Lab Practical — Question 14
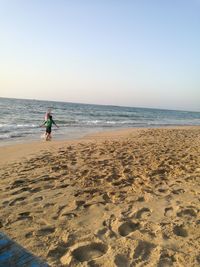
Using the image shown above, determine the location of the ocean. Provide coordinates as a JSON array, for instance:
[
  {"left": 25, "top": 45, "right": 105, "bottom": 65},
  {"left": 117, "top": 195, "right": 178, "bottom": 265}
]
[{"left": 0, "top": 97, "right": 200, "bottom": 146}]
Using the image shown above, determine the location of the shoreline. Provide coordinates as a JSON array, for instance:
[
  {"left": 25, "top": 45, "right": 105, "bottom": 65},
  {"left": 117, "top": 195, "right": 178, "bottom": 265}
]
[
  {"left": 1, "top": 123, "right": 199, "bottom": 147},
  {"left": 0, "top": 125, "right": 199, "bottom": 166},
  {"left": 1, "top": 126, "right": 200, "bottom": 266},
  {"left": 0, "top": 127, "right": 141, "bottom": 166}
]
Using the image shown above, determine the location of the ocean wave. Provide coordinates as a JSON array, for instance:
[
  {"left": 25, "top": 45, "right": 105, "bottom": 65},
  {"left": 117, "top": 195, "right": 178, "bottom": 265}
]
[
  {"left": 0, "top": 133, "right": 25, "bottom": 140},
  {"left": 55, "top": 119, "right": 78, "bottom": 125},
  {"left": 0, "top": 132, "right": 31, "bottom": 140},
  {"left": 0, "top": 124, "right": 38, "bottom": 130},
  {"left": 0, "top": 133, "right": 11, "bottom": 140},
  {"left": 81, "top": 120, "right": 146, "bottom": 126},
  {"left": 1, "top": 98, "right": 200, "bottom": 143}
]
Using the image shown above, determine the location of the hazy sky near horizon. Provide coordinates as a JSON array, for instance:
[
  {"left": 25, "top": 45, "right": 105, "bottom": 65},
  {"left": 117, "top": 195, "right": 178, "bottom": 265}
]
[{"left": 0, "top": 0, "right": 200, "bottom": 111}]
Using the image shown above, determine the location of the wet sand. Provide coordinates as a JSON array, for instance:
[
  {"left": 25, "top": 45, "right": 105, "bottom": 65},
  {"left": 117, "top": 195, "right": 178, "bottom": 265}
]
[{"left": 0, "top": 127, "right": 200, "bottom": 266}]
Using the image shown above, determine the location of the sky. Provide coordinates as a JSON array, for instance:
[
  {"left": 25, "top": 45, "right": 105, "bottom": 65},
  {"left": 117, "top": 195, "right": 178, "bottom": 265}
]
[{"left": 0, "top": 0, "right": 200, "bottom": 111}]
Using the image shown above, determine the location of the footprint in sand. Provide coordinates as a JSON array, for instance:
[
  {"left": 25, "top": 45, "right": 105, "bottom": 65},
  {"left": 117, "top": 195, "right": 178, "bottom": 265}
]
[
  {"left": 155, "top": 183, "right": 169, "bottom": 195},
  {"left": 177, "top": 207, "right": 197, "bottom": 219},
  {"left": 25, "top": 231, "right": 33, "bottom": 238},
  {"left": 134, "top": 207, "right": 151, "bottom": 219},
  {"left": 164, "top": 207, "right": 174, "bottom": 217},
  {"left": 17, "top": 212, "right": 32, "bottom": 221},
  {"left": 33, "top": 196, "right": 43, "bottom": 202},
  {"left": 61, "top": 243, "right": 108, "bottom": 264},
  {"left": 95, "top": 227, "right": 108, "bottom": 238},
  {"left": 171, "top": 188, "right": 185, "bottom": 195},
  {"left": 10, "top": 179, "right": 26, "bottom": 189},
  {"left": 57, "top": 183, "right": 69, "bottom": 189},
  {"left": 157, "top": 188, "right": 169, "bottom": 194},
  {"left": 102, "top": 193, "right": 112, "bottom": 203},
  {"left": 42, "top": 203, "right": 55, "bottom": 208},
  {"left": 11, "top": 187, "right": 30, "bottom": 195},
  {"left": 173, "top": 225, "right": 188, "bottom": 237},
  {"left": 118, "top": 221, "right": 140, "bottom": 237},
  {"left": 157, "top": 251, "right": 176, "bottom": 267},
  {"left": 47, "top": 244, "right": 66, "bottom": 259},
  {"left": 73, "top": 243, "right": 107, "bottom": 262},
  {"left": 35, "top": 226, "right": 55, "bottom": 236},
  {"left": 43, "top": 184, "right": 54, "bottom": 190},
  {"left": 76, "top": 200, "right": 86, "bottom": 209},
  {"left": 51, "top": 166, "right": 61, "bottom": 171},
  {"left": 137, "top": 196, "right": 145, "bottom": 202},
  {"left": 56, "top": 203, "right": 78, "bottom": 219},
  {"left": 9, "top": 196, "right": 27, "bottom": 206},
  {"left": 2, "top": 200, "right": 10, "bottom": 207},
  {"left": 62, "top": 213, "right": 77, "bottom": 219},
  {"left": 114, "top": 254, "right": 130, "bottom": 267},
  {"left": 132, "top": 240, "right": 156, "bottom": 264},
  {"left": 112, "top": 180, "right": 123, "bottom": 187}
]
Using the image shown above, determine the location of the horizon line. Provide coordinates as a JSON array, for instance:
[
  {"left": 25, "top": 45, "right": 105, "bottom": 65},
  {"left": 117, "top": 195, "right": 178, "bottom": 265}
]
[{"left": 0, "top": 96, "right": 199, "bottom": 113}]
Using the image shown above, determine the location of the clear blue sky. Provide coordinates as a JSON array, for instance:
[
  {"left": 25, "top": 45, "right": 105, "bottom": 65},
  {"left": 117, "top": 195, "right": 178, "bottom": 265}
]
[{"left": 0, "top": 0, "right": 200, "bottom": 111}]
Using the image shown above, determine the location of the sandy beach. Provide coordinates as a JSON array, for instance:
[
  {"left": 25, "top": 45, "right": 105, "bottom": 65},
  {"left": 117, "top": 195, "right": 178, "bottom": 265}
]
[{"left": 0, "top": 127, "right": 200, "bottom": 266}]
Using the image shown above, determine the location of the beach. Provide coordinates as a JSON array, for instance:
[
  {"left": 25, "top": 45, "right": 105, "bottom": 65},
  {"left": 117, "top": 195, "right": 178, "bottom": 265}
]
[{"left": 0, "top": 127, "right": 200, "bottom": 266}]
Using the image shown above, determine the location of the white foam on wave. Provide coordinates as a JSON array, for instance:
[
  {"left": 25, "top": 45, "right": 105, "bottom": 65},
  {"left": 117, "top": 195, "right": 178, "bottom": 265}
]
[
  {"left": 0, "top": 133, "right": 12, "bottom": 140},
  {"left": 0, "top": 124, "right": 38, "bottom": 130}
]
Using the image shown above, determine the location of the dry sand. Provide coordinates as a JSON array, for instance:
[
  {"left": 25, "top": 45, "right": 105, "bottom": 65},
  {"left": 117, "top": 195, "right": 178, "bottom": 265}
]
[{"left": 0, "top": 127, "right": 200, "bottom": 266}]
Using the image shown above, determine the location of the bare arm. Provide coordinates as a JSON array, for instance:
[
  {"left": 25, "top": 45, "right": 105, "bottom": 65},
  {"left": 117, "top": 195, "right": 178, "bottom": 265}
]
[
  {"left": 39, "top": 121, "right": 46, "bottom": 127},
  {"left": 52, "top": 120, "right": 59, "bottom": 128}
]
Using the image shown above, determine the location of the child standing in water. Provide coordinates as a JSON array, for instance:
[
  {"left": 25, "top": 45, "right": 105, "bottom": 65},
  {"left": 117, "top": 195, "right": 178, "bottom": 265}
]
[{"left": 41, "top": 114, "right": 59, "bottom": 141}]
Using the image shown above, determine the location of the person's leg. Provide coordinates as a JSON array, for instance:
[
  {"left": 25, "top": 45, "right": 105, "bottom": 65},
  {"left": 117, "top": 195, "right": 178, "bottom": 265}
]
[
  {"left": 46, "top": 133, "right": 50, "bottom": 141},
  {"left": 45, "top": 128, "right": 50, "bottom": 141},
  {"left": 46, "top": 127, "right": 51, "bottom": 141},
  {"left": 48, "top": 128, "right": 52, "bottom": 140}
]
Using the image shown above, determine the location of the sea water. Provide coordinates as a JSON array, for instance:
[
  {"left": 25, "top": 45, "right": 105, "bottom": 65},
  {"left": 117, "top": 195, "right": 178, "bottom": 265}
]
[{"left": 0, "top": 97, "right": 200, "bottom": 146}]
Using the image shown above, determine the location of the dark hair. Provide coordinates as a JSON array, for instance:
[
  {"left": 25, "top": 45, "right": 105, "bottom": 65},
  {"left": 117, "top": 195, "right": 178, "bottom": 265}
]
[{"left": 49, "top": 115, "right": 52, "bottom": 119}]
